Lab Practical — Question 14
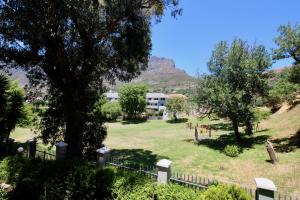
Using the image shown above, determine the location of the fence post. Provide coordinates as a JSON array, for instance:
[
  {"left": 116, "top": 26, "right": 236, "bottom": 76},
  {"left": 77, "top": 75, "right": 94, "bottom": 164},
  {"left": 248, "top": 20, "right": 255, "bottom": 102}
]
[
  {"left": 27, "top": 138, "right": 37, "bottom": 159},
  {"left": 96, "top": 146, "right": 111, "bottom": 167},
  {"left": 255, "top": 178, "right": 276, "bottom": 200},
  {"left": 156, "top": 159, "right": 172, "bottom": 184},
  {"left": 55, "top": 141, "right": 68, "bottom": 160}
]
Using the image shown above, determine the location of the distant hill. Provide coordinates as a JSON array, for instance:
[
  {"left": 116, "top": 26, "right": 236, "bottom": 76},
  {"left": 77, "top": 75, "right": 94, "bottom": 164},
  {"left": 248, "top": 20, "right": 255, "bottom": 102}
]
[
  {"left": 6, "top": 56, "right": 195, "bottom": 93},
  {"left": 112, "top": 56, "right": 195, "bottom": 92}
]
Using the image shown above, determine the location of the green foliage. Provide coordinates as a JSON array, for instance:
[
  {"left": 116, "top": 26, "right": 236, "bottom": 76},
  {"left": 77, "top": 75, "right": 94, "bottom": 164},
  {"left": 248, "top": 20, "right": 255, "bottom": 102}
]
[
  {"left": 0, "top": 75, "right": 24, "bottom": 146},
  {"left": 223, "top": 145, "right": 241, "bottom": 157},
  {"left": 202, "top": 184, "right": 251, "bottom": 200},
  {"left": 273, "top": 24, "right": 300, "bottom": 84},
  {"left": 0, "top": 0, "right": 180, "bottom": 158},
  {"left": 267, "top": 69, "right": 299, "bottom": 111},
  {"left": 102, "top": 102, "right": 122, "bottom": 121},
  {"left": 18, "top": 103, "right": 38, "bottom": 127},
  {"left": 166, "top": 97, "right": 187, "bottom": 121},
  {"left": 194, "top": 39, "right": 271, "bottom": 140},
  {"left": 0, "top": 188, "right": 8, "bottom": 200},
  {"left": 119, "top": 84, "right": 148, "bottom": 120},
  {"left": 253, "top": 108, "right": 271, "bottom": 123}
]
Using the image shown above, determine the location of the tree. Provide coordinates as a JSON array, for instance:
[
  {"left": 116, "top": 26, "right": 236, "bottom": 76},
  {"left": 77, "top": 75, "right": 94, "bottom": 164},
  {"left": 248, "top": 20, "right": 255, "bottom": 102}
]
[
  {"left": 266, "top": 69, "right": 299, "bottom": 111},
  {"left": 273, "top": 24, "right": 300, "bottom": 84},
  {"left": 0, "top": 74, "right": 24, "bottom": 146},
  {"left": 0, "top": 0, "right": 180, "bottom": 158},
  {"left": 166, "top": 96, "right": 186, "bottom": 121},
  {"left": 119, "top": 84, "right": 147, "bottom": 119},
  {"left": 194, "top": 39, "right": 271, "bottom": 141}
]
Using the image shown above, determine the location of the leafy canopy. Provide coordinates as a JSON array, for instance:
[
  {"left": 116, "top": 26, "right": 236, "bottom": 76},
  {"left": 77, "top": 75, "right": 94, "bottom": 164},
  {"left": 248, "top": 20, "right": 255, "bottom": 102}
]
[
  {"left": 273, "top": 24, "right": 300, "bottom": 84},
  {"left": 119, "top": 84, "right": 148, "bottom": 119},
  {"left": 0, "top": 0, "right": 180, "bottom": 158},
  {"left": 194, "top": 39, "right": 271, "bottom": 140},
  {"left": 166, "top": 96, "right": 186, "bottom": 121}
]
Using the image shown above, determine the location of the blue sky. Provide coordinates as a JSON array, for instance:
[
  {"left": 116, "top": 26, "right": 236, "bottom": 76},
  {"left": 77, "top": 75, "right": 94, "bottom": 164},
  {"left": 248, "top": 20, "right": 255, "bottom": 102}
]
[{"left": 151, "top": 0, "right": 300, "bottom": 76}]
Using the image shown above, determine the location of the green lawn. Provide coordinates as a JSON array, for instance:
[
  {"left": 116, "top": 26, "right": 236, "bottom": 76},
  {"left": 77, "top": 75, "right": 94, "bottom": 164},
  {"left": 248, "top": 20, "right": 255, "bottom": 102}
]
[{"left": 11, "top": 105, "right": 300, "bottom": 194}]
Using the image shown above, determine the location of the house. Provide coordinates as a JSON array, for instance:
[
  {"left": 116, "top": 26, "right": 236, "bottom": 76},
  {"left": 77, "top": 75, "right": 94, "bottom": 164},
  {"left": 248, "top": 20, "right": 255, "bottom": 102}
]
[
  {"left": 146, "top": 93, "right": 169, "bottom": 110},
  {"left": 104, "top": 92, "right": 169, "bottom": 110}
]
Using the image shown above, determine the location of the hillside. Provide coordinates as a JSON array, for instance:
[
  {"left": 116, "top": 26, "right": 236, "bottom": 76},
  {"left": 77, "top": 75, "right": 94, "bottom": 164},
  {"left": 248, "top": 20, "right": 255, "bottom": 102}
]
[
  {"left": 112, "top": 56, "right": 195, "bottom": 92},
  {"left": 6, "top": 56, "right": 195, "bottom": 93}
]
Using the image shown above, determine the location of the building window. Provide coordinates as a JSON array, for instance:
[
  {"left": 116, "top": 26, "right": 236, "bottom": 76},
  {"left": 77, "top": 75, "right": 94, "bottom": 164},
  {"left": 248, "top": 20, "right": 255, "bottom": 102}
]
[
  {"left": 161, "top": 98, "right": 165, "bottom": 100},
  {"left": 154, "top": 98, "right": 158, "bottom": 100}
]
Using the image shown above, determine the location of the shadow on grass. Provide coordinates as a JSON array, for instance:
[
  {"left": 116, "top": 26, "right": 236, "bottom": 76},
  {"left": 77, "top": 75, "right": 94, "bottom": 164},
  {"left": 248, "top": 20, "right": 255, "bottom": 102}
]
[
  {"left": 121, "top": 119, "right": 148, "bottom": 125},
  {"left": 209, "top": 122, "right": 232, "bottom": 131},
  {"left": 166, "top": 118, "right": 188, "bottom": 124},
  {"left": 185, "top": 133, "right": 270, "bottom": 152},
  {"left": 110, "top": 149, "right": 168, "bottom": 167},
  {"left": 271, "top": 130, "right": 300, "bottom": 153}
]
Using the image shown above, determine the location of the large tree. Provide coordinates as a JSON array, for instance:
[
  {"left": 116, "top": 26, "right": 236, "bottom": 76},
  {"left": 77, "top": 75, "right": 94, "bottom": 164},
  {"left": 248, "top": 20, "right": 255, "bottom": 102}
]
[
  {"left": 194, "top": 39, "right": 271, "bottom": 141},
  {"left": 0, "top": 0, "right": 180, "bottom": 158},
  {"left": 273, "top": 24, "right": 300, "bottom": 84},
  {"left": 119, "top": 84, "right": 147, "bottom": 120}
]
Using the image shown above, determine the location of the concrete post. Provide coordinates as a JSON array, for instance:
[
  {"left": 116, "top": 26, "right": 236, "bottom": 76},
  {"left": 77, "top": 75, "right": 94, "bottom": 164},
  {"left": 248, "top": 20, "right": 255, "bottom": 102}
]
[
  {"left": 96, "top": 146, "right": 111, "bottom": 167},
  {"left": 55, "top": 141, "right": 68, "bottom": 160},
  {"left": 27, "top": 138, "right": 37, "bottom": 159},
  {"left": 17, "top": 147, "right": 24, "bottom": 157},
  {"left": 255, "top": 178, "right": 276, "bottom": 200},
  {"left": 156, "top": 159, "right": 172, "bottom": 184}
]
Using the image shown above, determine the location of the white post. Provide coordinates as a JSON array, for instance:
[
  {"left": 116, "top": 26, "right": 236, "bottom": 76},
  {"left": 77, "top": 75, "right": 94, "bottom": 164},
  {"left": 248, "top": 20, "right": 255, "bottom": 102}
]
[
  {"left": 55, "top": 141, "right": 68, "bottom": 160},
  {"left": 156, "top": 159, "right": 172, "bottom": 184},
  {"left": 255, "top": 178, "right": 276, "bottom": 200},
  {"left": 27, "top": 138, "right": 37, "bottom": 159},
  {"left": 96, "top": 146, "right": 111, "bottom": 167}
]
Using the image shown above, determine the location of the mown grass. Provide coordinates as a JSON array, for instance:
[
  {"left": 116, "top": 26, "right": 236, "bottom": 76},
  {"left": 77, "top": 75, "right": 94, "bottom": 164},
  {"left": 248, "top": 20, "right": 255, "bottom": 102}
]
[{"left": 11, "top": 105, "right": 300, "bottom": 194}]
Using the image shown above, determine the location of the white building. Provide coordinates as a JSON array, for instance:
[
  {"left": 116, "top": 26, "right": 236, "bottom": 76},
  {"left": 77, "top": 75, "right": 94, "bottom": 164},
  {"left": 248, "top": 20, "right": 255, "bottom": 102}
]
[{"left": 104, "top": 92, "right": 169, "bottom": 110}]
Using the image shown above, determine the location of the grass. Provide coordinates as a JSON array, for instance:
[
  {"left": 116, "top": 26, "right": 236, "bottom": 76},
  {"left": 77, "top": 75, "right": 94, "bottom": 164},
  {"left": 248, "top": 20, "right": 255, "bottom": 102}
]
[{"left": 10, "top": 105, "right": 300, "bottom": 194}]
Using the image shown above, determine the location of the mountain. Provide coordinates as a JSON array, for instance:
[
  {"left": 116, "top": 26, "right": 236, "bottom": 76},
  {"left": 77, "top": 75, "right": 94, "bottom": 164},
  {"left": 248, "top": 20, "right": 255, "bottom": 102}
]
[
  {"left": 6, "top": 56, "right": 195, "bottom": 93},
  {"left": 114, "top": 56, "right": 195, "bottom": 92}
]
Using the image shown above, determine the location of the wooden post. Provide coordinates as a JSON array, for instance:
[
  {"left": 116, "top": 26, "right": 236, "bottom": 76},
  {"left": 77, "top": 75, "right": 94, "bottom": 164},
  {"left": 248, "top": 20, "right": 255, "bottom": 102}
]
[{"left": 266, "top": 140, "right": 278, "bottom": 163}]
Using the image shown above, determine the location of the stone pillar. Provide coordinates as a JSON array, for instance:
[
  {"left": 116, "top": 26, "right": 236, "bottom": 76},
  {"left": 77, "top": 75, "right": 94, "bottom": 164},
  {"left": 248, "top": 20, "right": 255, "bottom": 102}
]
[
  {"left": 55, "top": 141, "right": 68, "bottom": 160},
  {"left": 17, "top": 147, "right": 24, "bottom": 157},
  {"left": 255, "top": 178, "right": 276, "bottom": 200},
  {"left": 27, "top": 138, "right": 37, "bottom": 159},
  {"left": 96, "top": 146, "right": 111, "bottom": 167},
  {"left": 156, "top": 159, "right": 172, "bottom": 184}
]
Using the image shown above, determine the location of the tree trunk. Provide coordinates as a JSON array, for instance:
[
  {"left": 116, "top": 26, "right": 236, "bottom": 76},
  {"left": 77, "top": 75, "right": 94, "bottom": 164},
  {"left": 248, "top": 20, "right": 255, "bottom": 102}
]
[
  {"left": 65, "top": 111, "right": 84, "bottom": 159},
  {"left": 232, "top": 119, "right": 241, "bottom": 142},
  {"left": 245, "top": 119, "right": 253, "bottom": 135}
]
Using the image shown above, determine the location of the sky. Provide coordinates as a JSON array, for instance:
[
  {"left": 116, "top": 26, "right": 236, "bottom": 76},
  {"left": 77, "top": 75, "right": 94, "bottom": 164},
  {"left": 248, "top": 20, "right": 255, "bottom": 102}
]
[{"left": 151, "top": 0, "right": 300, "bottom": 76}]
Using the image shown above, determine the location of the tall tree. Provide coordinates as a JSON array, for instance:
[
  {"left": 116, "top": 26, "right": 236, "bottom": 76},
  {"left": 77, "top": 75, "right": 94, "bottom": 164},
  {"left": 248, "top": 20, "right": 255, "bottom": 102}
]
[
  {"left": 273, "top": 24, "right": 300, "bottom": 84},
  {"left": 0, "top": 74, "right": 24, "bottom": 146},
  {"left": 0, "top": 0, "right": 181, "bottom": 158},
  {"left": 119, "top": 84, "right": 147, "bottom": 119},
  {"left": 194, "top": 39, "right": 271, "bottom": 141}
]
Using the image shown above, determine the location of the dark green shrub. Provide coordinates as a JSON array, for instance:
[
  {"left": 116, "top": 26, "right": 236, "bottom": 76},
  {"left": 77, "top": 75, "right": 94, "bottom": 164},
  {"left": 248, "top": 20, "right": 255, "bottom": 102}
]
[
  {"left": 0, "top": 188, "right": 8, "bottom": 200},
  {"left": 202, "top": 184, "right": 251, "bottom": 200},
  {"left": 223, "top": 145, "right": 241, "bottom": 157}
]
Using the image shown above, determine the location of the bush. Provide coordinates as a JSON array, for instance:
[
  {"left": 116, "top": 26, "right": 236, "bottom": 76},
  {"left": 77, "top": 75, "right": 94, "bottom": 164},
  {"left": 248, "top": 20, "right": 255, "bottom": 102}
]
[
  {"left": 101, "top": 101, "right": 122, "bottom": 120},
  {"left": 18, "top": 103, "right": 38, "bottom": 127},
  {"left": 223, "top": 145, "right": 241, "bottom": 157},
  {"left": 0, "top": 188, "right": 8, "bottom": 200},
  {"left": 202, "top": 184, "right": 251, "bottom": 200}
]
